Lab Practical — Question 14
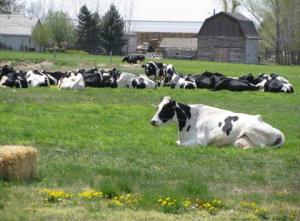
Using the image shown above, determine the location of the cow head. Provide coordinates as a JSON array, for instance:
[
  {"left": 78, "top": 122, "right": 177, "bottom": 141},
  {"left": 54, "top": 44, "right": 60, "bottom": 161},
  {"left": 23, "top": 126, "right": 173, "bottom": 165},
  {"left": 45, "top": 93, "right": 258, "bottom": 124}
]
[
  {"left": 151, "top": 96, "right": 178, "bottom": 126},
  {"left": 122, "top": 56, "right": 130, "bottom": 62},
  {"left": 141, "top": 62, "right": 156, "bottom": 76}
]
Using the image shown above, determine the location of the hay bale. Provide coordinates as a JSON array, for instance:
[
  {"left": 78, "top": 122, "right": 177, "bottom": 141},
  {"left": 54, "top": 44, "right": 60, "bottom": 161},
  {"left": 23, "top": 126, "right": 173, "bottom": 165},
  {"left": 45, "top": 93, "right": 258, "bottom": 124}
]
[{"left": 0, "top": 145, "right": 38, "bottom": 181}]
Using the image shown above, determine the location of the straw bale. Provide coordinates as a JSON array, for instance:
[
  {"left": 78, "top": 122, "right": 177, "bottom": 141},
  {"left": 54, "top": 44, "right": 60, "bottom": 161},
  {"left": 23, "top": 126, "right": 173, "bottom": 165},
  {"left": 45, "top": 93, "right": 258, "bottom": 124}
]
[{"left": 0, "top": 145, "right": 38, "bottom": 181}]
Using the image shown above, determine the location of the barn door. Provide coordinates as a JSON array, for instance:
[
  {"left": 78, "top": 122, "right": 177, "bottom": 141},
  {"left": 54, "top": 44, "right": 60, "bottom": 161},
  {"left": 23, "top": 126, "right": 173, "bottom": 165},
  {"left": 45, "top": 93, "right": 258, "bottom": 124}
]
[{"left": 213, "top": 48, "right": 229, "bottom": 62}]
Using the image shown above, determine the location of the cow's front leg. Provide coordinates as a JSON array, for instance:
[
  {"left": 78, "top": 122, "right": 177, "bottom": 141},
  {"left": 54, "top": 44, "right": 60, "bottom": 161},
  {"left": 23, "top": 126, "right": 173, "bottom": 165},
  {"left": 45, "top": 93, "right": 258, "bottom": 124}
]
[{"left": 234, "top": 136, "right": 255, "bottom": 149}]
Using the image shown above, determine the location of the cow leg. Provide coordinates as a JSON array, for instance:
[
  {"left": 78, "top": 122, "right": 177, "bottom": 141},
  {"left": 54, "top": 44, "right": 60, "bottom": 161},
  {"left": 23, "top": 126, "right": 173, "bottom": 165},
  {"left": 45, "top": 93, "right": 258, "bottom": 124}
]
[{"left": 234, "top": 136, "right": 255, "bottom": 149}]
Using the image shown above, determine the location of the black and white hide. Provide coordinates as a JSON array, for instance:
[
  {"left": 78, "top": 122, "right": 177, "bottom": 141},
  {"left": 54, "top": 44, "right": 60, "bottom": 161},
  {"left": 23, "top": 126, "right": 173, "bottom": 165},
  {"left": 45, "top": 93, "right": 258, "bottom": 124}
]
[
  {"left": 26, "top": 70, "right": 50, "bottom": 87},
  {"left": 122, "top": 55, "right": 145, "bottom": 64},
  {"left": 58, "top": 72, "right": 85, "bottom": 90},
  {"left": 116, "top": 72, "right": 157, "bottom": 89},
  {"left": 151, "top": 96, "right": 285, "bottom": 148}
]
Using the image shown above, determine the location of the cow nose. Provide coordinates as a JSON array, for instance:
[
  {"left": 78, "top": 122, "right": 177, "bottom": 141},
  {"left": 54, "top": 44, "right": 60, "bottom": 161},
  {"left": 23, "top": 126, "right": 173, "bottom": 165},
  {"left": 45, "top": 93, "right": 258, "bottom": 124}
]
[{"left": 151, "top": 120, "right": 156, "bottom": 126}]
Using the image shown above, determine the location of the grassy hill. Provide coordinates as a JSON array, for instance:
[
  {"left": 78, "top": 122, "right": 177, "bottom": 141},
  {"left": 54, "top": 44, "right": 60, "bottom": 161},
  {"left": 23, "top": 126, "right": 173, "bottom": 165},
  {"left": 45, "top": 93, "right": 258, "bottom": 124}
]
[{"left": 0, "top": 51, "right": 299, "bottom": 220}]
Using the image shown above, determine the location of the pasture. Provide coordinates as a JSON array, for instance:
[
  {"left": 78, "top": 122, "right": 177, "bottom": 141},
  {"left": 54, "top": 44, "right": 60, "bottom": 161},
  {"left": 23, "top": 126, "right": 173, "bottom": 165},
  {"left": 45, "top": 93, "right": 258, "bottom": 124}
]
[{"left": 0, "top": 50, "right": 299, "bottom": 220}]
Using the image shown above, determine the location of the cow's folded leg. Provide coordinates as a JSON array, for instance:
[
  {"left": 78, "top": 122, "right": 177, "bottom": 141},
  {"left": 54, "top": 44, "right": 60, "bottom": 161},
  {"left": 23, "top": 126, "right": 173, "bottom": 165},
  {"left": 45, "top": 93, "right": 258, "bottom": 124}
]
[{"left": 234, "top": 136, "right": 255, "bottom": 149}]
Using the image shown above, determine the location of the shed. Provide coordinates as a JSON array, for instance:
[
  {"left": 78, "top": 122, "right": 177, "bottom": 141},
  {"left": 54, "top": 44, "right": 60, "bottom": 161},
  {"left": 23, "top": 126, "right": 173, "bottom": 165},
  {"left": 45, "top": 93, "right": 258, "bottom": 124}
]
[
  {"left": 0, "top": 14, "right": 39, "bottom": 51},
  {"left": 197, "top": 12, "right": 259, "bottom": 64},
  {"left": 124, "top": 20, "right": 202, "bottom": 54},
  {"left": 160, "top": 38, "right": 197, "bottom": 59}
]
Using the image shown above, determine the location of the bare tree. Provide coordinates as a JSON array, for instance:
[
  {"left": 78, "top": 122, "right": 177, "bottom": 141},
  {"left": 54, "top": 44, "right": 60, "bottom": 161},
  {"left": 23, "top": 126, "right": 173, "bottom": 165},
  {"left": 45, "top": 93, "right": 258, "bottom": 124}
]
[
  {"left": 240, "top": 0, "right": 300, "bottom": 64},
  {"left": 123, "top": 0, "right": 134, "bottom": 54},
  {"left": 26, "top": 1, "right": 44, "bottom": 18},
  {"left": 219, "top": 0, "right": 241, "bottom": 12}
]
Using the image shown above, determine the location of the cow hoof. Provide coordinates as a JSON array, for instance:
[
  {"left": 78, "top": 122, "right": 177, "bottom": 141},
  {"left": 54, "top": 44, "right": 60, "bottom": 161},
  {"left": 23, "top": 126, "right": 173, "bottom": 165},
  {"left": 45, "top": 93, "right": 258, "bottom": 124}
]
[{"left": 176, "top": 140, "right": 181, "bottom": 145}]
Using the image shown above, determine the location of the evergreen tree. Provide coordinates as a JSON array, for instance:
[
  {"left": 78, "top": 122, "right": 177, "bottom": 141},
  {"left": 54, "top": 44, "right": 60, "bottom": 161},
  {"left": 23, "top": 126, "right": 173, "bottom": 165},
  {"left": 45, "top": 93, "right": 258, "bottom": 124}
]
[
  {"left": 76, "top": 5, "right": 101, "bottom": 53},
  {"left": 100, "top": 4, "right": 127, "bottom": 55}
]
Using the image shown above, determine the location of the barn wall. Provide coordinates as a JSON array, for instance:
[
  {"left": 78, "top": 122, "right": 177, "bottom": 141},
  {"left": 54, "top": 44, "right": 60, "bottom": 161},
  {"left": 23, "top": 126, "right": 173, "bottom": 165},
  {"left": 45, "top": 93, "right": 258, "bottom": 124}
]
[
  {"left": 245, "top": 38, "right": 259, "bottom": 64},
  {"left": 197, "top": 36, "right": 246, "bottom": 63},
  {"left": 0, "top": 35, "right": 37, "bottom": 50},
  {"left": 162, "top": 48, "right": 197, "bottom": 59},
  {"left": 137, "top": 32, "right": 195, "bottom": 45}
]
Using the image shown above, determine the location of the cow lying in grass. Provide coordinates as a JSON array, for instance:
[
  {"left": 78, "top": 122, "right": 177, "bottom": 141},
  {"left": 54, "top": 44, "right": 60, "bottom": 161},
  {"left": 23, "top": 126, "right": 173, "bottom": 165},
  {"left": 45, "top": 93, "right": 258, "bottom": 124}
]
[{"left": 151, "top": 96, "right": 284, "bottom": 148}]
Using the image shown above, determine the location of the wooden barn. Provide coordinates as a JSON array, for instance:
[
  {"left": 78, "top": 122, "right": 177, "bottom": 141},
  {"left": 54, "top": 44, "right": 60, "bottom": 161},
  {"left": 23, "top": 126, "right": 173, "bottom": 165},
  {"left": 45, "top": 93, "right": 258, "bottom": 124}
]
[{"left": 197, "top": 12, "right": 260, "bottom": 64}]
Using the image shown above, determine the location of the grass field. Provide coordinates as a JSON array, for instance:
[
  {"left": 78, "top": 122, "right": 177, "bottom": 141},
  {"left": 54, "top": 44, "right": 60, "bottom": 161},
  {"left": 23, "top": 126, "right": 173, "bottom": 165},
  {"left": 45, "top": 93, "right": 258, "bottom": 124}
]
[{"left": 0, "top": 50, "right": 299, "bottom": 220}]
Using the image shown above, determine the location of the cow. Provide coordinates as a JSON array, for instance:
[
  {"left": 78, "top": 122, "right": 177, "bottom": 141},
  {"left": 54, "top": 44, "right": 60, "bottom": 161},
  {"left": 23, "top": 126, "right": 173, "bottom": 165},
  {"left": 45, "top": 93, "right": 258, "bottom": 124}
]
[
  {"left": 122, "top": 55, "right": 145, "bottom": 64},
  {"left": 150, "top": 96, "right": 284, "bottom": 148},
  {"left": 116, "top": 72, "right": 157, "bottom": 89},
  {"left": 58, "top": 73, "right": 85, "bottom": 90},
  {"left": 0, "top": 70, "right": 28, "bottom": 88},
  {"left": 141, "top": 61, "right": 165, "bottom": 80},
  {"left": 26, "top": 70, "right": 50, "bottom": 87},
  {"left": 168, "top": 73, "right": 196, "bottom": 89},
  {"left": 0, "top": 66, "right": 28, "bottom": 88},
  {"left": 253, "top": 73, "right": 294, "bottom": 93},
  {"left": 191, "top": 71, "right": 225, "bottom": 89},
  {"left": 213, "top": 77, "right": 261, "bottom": 91},
  {"left": 41, "top": 70, "right": 66, "bottom": 85}
]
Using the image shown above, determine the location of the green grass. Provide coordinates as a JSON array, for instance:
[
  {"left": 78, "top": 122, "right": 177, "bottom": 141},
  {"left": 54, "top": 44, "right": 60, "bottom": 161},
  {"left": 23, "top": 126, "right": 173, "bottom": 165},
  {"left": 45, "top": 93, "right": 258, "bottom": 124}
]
[{"left": 0, "top": 51, "right": 299, "bottom": 220}]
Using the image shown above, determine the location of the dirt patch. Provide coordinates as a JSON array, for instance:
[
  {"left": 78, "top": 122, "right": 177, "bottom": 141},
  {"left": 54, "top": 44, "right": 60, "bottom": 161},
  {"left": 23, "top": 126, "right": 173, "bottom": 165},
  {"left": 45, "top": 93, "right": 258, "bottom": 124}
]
[{"left": 0, "top": 61, "right": 55, "bottom": 71}]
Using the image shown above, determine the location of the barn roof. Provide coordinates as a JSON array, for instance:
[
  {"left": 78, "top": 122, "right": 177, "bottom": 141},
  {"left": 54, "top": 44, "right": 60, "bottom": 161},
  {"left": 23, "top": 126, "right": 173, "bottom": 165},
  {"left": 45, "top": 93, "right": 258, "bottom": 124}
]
[
  {"left": 160, "top": 38, "right": 197, "bottom": 49},
  {"left": 0, "top": 14, "right": 38, "bottom": 36},
  {"left": 198, "top": 12, "right": 259, "bottom": 39},
  {"left": 126, "top": 20, "right": 203, "bottom": 33}
]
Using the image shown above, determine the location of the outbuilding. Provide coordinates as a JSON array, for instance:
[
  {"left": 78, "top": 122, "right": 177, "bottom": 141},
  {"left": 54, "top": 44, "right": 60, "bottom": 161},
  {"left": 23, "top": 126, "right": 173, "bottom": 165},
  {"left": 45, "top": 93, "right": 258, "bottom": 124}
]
[
  {"left": 197, "top": 12, "right": 259, "bottom": 64},
  {"left": 160, "top": 38, "right": 197, "bottom": 59},
  {"left": 0, "top": 14, "right": 39, "bottom": 51}
]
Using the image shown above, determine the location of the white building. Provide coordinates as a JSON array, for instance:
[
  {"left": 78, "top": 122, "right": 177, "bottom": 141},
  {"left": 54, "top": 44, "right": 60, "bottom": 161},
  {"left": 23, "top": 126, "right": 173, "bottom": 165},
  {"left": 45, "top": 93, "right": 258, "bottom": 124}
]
[{"left": 0, "top": 14, "right": 39, "bottom": 51}]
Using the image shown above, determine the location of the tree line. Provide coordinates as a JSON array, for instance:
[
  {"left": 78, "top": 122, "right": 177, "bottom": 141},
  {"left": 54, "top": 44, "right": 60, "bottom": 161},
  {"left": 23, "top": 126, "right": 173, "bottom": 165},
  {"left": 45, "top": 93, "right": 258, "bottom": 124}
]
[
  {"left": 219, "top": 0, "right": 300, "bottom": 65},
  {"left": 32, "top": 4, "right": 127, "bottom": 55},
  {"left": 0, "top": 1, "right": 127, "bottom": 55}
]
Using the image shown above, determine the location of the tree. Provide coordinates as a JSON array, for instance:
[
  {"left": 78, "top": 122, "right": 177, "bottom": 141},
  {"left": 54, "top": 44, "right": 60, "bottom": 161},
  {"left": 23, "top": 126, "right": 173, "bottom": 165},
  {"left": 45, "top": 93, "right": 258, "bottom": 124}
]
[
  {"left": 76, "top": 5, "right": 101, "bottom": 53},
  {"left": 31, "top": 21, "right": 52, "bottom": 52},
  {"left": 241, "top": 0, "right": 300, "bottom": 64},
  {"left": 45, "top": 11, "right": 76, "bottom": 50},
  {"left": 0, "top": 0, "right": 25, "bottom": 13},
  {"left": 220, "top": 0, "right": 241, "bottom": 13},
  {"left": 100, "top": 4, "right": 127, "bottom": 55}
]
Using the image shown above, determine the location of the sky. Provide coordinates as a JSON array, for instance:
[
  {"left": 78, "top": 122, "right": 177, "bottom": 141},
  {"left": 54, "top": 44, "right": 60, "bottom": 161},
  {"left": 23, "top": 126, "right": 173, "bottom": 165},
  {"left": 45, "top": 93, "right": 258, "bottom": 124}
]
[{"left": 24, "top": 0, "right": 226, "bottom": 21}]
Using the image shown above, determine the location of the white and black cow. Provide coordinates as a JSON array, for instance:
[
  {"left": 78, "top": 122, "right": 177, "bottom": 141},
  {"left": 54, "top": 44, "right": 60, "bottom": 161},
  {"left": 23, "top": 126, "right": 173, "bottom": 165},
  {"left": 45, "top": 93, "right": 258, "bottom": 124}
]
[
  {"left": 26, "top": 70, "right": 50, "bottom": 87},
  {"left": 41, "top": 70, "right": 66, "bottom": 85},
  {"left": 190, "top": 71, "right": 225, "bottom": 89},
  {"left": 58, "top": 73, "right": 85, "bottom": 90},
  {"left": 258, "top": 73, "right": 294, "bottom": 93},
  {"left": 116, "top": 72, "right": 157, "bottom": 89},
  {"left": 151, "top": 96, "right": 284, "bottom": 148},
  {"left": 122, "top": 55, "right": 145, "bottom": 64},
  {"left": 213, "top": 77, "right": 261, "bottom": 91},
  {"left": 168, "top": 73, "right": 196, "bottom": 89},
  {"left": 0, "top": 66, "right": 28, "bottom": 88},
  {"left": 141, "top": 61, "right": 165, "bottom": 80}
]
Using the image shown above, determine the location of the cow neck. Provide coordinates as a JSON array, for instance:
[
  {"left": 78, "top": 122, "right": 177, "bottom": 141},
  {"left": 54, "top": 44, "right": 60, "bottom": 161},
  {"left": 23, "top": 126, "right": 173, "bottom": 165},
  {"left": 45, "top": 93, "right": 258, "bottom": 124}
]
[{"left": 174, "top": 103, "right": 191, "bottom": 131}]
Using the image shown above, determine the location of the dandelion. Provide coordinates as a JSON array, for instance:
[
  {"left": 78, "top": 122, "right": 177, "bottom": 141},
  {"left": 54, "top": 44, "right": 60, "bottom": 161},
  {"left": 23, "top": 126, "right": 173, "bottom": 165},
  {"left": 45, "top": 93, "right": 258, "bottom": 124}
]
[
  {"left": 40, "top": 188, "right": 72, "bottom": 203},
  {"left": 78, "top": 190, "right": 103, "bottom": 200}
]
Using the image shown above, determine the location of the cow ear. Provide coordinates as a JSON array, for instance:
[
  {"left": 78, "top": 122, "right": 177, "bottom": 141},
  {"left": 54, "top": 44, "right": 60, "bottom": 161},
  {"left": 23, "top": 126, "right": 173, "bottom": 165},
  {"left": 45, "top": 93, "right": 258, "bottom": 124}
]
[{"left": 171, "top": 99, "right": 177, "bottom": 108}]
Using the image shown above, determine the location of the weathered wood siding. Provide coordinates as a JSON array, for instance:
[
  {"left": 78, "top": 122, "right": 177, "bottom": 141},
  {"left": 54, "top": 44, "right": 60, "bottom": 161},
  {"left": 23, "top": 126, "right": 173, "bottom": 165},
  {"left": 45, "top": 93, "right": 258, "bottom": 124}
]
[
  {"left": 137, "top": 32, "right": 195, "bottom": 46},
  {"left": 162, "top": 48, "right": 197, "bottom": 59},
  {"left": 245, "top": 39, "right": 259, "bottom": 64},
  {"left": 197, "top": 36, "right": 246, "bottom": 63}
]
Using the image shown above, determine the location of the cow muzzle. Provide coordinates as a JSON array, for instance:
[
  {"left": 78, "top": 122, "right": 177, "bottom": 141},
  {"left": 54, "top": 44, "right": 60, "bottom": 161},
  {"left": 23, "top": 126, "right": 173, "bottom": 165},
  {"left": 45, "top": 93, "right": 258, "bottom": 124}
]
[{"left": 151, "top": 119, "right": 161, "bottom": 127}]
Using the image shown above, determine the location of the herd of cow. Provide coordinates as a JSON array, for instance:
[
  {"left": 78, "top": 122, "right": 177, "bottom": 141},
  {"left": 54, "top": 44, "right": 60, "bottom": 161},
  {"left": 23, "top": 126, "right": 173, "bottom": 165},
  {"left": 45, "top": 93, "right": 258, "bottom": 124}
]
[{"left": 0, "top": 61, "right": 294, "bottom": 93}]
